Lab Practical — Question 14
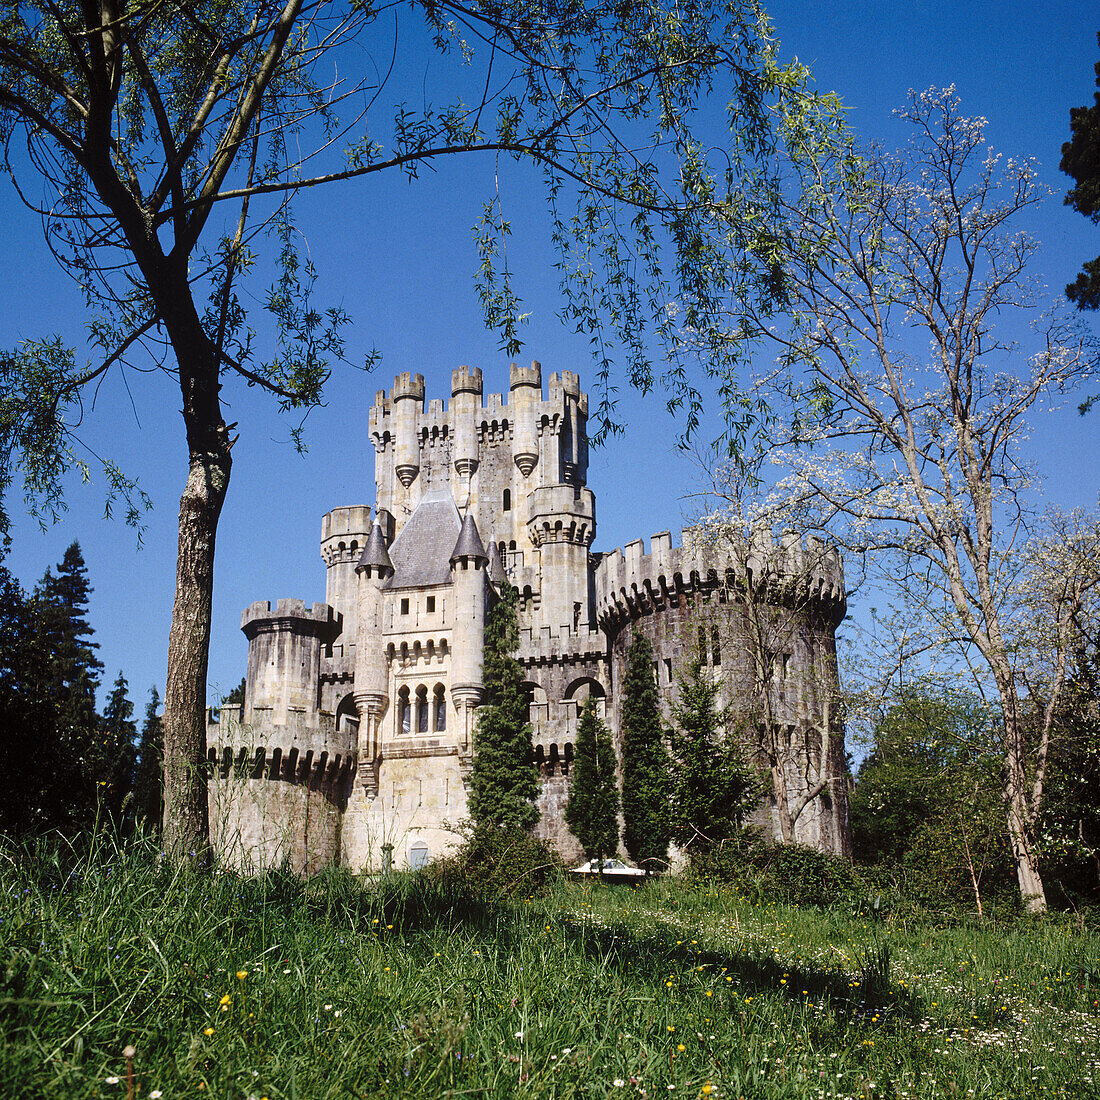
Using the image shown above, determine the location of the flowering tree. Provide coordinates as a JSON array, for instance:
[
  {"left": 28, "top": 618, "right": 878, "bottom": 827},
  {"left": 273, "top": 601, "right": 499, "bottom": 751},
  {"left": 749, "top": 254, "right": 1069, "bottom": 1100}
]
[{"left": 738, "top": 89, "right": 1100, "bottom": 910}]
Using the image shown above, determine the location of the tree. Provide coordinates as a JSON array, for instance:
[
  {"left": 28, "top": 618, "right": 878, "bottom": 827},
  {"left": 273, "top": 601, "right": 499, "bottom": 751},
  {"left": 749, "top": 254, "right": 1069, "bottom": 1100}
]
[
  {"left": 620, "top": 632, "right": 672, "bottom": 869},
  {"left": 668, "top": 653, "right": 757, "bottom": 858},
  {"left": 690, "top": 463, "right": 847, "bottom": 847},
  {"left": 31, "top": 542, "right": 104, "bottom": 830},
  {"left": 133, "top": 687, "right": 165, "bottom": 833},
  {"left": 0, "top": 0, "right": 840, "bottom": 862},
  {"left": 849, "top": 680, "right": 1012, "bottom": 917},
  {"left": 744, "top": 88, "right": 1100, "bottom": 910},
  {"left": 101, "top": 671, "right": 138, "bottom": 828},
  {"left": 1061, "top": 32, "right": 1100, "bottom": 311},
  {"left": 469, "top": 581, "right": 538, "bottom": 831},
  {"left": 565, "top": 696, "right": 619, "bottom": 867}
]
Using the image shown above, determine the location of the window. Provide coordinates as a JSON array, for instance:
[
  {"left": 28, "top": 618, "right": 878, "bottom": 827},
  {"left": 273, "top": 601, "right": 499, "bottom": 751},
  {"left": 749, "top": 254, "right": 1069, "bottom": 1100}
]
[
  {"left": 503, "top": 488, "right": 511, "bottom": 511},
  {"left": 398, "top": 686, "right": 411, "bottom": 734},
  {"left": 434, "top": 685, "right": 446, "bottom": 731},
  {"left": 416, "top": 685, "right": 429, "bottom": 733},
  {"left": 426, "top": 595, "right": 436, "bottom": 613},
  {"left": 400, "top": 597, "right": 409, "bottom": 615},
  {"left": 712, "top": 627, "right": 721, "bottom": 667}
]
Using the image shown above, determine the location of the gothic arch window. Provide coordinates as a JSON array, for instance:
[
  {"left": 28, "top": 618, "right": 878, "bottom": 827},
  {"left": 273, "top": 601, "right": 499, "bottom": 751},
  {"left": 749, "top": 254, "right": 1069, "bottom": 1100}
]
[
  {"left": 416, "top": 685, "right": 429, "bottom": 733},
  {"left": 712, "top": 627, "right": 722, "bottom": 667},
  {"left": 398, "top": 686, "right": 411, "bottom": 735},
  {"left": 503, "top": 488, "right": 511, "bottom": 511},
  {"left": 433, "top": 684, "right": 446, "bottom": 731},
  {"left": 563, "top": 743, "right": 574, "bottom": 775}
]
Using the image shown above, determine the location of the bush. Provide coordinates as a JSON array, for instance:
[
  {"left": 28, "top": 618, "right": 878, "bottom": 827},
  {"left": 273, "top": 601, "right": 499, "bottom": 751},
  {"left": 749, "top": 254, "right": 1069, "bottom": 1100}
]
[{"left": 422, "top": 827, "right": 563, "bottom": 901}]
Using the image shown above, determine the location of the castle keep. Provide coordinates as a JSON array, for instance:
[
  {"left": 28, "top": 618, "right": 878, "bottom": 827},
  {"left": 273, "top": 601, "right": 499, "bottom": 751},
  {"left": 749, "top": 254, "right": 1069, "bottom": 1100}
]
[{"left": 209, "top": 364, "right": 849, "bottom": 872}]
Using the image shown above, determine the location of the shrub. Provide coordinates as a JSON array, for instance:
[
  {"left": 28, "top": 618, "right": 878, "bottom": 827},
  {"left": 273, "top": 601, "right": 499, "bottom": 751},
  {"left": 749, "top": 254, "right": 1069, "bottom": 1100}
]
[{"left": 423, "top": 827, "right": 563, "bottom": 901}]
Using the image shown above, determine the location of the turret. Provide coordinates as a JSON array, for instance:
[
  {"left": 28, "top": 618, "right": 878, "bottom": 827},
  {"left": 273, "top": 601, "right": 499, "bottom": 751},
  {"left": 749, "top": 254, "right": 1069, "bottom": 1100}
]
[
  {"left": 548, "top": 371, "right": 588, "bottom": 485},
  {"left": 451, "top": 366, "right": 482, "bottom": 478},
  {"left": 510, "top": 360, "right": 541, "bottom": 477},
  {"left": 353, "top": 520, "right": 395, "bottom": 793},
  {"left": 392, "top": 372, "right": 425, "bottom": 488},
  {"left": 320, "top": 506, "right": 372, "bottom": 647},
  {"left": 449, "top": 513, "right": 488, "bottom": 751}
]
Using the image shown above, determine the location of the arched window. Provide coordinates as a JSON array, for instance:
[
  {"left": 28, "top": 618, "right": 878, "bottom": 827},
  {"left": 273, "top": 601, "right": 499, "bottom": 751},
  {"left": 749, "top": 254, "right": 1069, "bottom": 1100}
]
[
  {"left": 416, "top": 685, "right": 429, "bottom": 733},
  {"left": 398, "top": 686, "right": 411, "bottom": 734},
  {"left": 712, "top": 627, "right": 722, "bottom": 667},
  {"left": 503, "top": 488, "right": 511, "bottom": 511},
  {"left": 433, "top": 684, "right": 446, "bottom": 731}
]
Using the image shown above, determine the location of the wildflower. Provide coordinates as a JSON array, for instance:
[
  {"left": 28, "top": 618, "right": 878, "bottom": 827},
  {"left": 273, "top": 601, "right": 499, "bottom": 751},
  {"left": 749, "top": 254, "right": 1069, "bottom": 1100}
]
[
  {"left": 204, "top": 1028, "right": 214, "bottom": 1036},
  {"left": 219, "top": 995, "right": 231, "bottom": 1006},
  {"left": 150, "top": 1093, "right": 163, "bottom": 1099},
  {"left": 105, "top": 1077, "right": 120, "bottom": 1085},
  {"left": 677, "top": 1044, "right": 686, "bottom": 1052},
  {"left": 667, "top": 1025, "right": 675, "bottom": 1032},
  {"left": 701, "top": 1087, "right": 714, "bottom": 1096},
  {"left": 614, "top": 1080, "right": 626, "bottom": 1088},
  {"left": 237, "top": 970, "right": 248, "bottom": 980},
  {"left": 515, "top": 1031, "right": 524, "bottom": 1039}
]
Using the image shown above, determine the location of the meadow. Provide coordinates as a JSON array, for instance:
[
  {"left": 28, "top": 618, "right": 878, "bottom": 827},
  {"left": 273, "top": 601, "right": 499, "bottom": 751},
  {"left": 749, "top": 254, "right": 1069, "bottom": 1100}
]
[{"left": 1, "top": 838, "right": 1098, "bottom": 1099}]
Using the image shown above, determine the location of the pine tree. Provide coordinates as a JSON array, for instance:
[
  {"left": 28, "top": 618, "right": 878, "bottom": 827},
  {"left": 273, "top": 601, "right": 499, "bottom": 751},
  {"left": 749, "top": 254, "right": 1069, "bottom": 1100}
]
[
  {"left": 31, "top": 542, "right": 103, "bottom": 830},
  {"left": 133, "top": 687, "right": 164, "bottom": 832},
  {"left": 565, "top": 697, "right": 620, "bottom": 866},
  {"left": 469, "top": 582, "right": 539, "bottom": 831},
  {"left": 101, "top": 672, "right": 138, "bottom": 828},
  {"left": 620, "top": 632, "right": 672, "bottom": 870},
  {"left": 668, "top": 656, "right": 758, "bottom": 858}
]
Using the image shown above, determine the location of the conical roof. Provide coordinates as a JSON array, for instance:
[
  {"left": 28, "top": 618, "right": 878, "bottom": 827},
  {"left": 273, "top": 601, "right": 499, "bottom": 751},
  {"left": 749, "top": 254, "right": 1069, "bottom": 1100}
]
[
  {"left": 450, "top": 512, "right": 488, "bottom": 565},
  {"left": 355, "top": 519, "right": 394, "bottom": 574},
  {"left": 486, "top": 538, "right": 505, "bottom": 585}
]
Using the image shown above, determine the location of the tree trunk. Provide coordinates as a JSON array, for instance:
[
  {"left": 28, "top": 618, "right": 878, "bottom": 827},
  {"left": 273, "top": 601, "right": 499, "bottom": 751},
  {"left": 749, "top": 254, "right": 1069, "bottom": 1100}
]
[
  {"left": 999, "top": 688, "right": 1048, "bottom": 914},
  {"left": 162, "top": 447, "right": 231, "bottom": 863}
]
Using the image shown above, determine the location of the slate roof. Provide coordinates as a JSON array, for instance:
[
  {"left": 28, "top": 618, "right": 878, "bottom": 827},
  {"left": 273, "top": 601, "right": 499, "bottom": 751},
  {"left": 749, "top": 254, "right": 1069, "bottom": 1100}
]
[
  {"left": 385, "top": 489, "right": 462, "bottom": 590},
  {"left": 450, "top": 511, "right": 488, "bottom": 565},
  {"left": 486, "top": 539, "right": 505, "bottom": 585},
  {"left": 355, "top": 520, "right": 394, "bottom": 575}
]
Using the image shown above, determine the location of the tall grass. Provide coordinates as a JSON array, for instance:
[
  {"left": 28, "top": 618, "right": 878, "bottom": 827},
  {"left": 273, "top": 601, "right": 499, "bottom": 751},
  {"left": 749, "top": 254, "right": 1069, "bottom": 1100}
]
[{"left": 1, "top": 835, "right": 1097, "bottom": 1098}]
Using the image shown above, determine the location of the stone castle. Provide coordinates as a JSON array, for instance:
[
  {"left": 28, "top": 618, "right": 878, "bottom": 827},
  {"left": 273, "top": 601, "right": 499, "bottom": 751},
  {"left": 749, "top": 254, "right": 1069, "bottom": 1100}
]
[{"left": 208, "top": 363, "right": 849, "bottom": 872}]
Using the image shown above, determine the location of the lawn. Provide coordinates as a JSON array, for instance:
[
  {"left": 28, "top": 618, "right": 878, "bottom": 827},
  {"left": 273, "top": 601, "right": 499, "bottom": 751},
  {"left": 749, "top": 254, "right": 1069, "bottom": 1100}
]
[{"left": 1, "top": 838, "right": 1098, "bottom": 1098}]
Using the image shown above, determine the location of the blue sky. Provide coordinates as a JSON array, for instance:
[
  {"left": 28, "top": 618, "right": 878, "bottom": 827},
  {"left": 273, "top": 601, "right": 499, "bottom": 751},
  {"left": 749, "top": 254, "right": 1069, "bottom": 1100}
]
[{"left": 2, "top": 1, "right": 1098, "bottom": 711}]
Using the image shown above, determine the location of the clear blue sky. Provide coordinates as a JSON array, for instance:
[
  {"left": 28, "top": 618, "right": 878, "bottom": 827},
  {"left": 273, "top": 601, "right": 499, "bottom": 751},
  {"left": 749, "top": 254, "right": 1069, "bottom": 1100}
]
[{"left": 2, "top": 1, "right": 1097, "bottom": 711}]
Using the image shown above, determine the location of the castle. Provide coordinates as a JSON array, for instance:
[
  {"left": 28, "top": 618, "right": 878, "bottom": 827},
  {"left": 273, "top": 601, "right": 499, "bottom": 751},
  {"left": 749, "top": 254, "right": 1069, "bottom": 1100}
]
[{"left": 208, "top": 364, "right": 850, "bottom": 872}]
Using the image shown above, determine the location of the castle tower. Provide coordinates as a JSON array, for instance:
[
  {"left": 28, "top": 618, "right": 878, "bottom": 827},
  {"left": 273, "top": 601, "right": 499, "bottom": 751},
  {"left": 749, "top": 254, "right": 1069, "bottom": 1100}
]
[
  {"left": 392, "top": 372, "right": 425, "bottom": 490},
  {"left": 449, "top": 511, "right": 488, "bottom": 754},
  {"left": 451, "top": 365, "right": 482, "bottom": 484},
  {"left": 353, "top": 520, "right": 394, "bottom": 795},
  {"left": 510, "top": 360, "right": 541, "bottom": 477},
  {"left": 320, "top": 506, "right": 372, "bottom": 651}
]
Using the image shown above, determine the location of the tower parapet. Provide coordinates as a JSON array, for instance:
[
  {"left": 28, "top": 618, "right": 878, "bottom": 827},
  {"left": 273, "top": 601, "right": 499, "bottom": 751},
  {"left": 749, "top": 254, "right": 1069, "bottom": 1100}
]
[
  {"left": 392, "top": 372, "right": 425, "bottom": 488},
  {"left": 451, "top": 365, "right": 482, "bottom": 477},
  {"left": 320, "top": 506, "right": 372, "bottom": 649},
  {"left": 510, "top": 360, "right": 541, "bottom": 477}
]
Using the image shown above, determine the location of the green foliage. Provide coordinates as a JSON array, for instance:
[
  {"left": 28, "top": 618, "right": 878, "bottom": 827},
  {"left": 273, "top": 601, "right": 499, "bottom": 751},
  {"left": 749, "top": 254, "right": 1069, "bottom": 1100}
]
[
  {"left": 1061, "top": 32, "right": 1100, "bottom": 311},
  {"left": 100, "top": 671, "right": 138, "bottom": 828},
  {"left": 424, "top": 826, "right": 564, "bottom": 901},
  {"left": 850, "top": 681, "right": 1015, "bottom": 915},
  {"left": 222, "top": 677, "right": 246, "bottom": 707},
  {"left": 132, "top": 687, "right": 164, "bottom": 833},
  {"left": 668, "top": 655, "right": 759, "bottom": 857},
  {"left": 469, "top": 582, "right": 538, "bottom": 831},
  {"left": 565, "top": 697, "right": 620, "bottom": 862},
  {"left": 620, "top": 632, "right": 672, "bottom": 869}
]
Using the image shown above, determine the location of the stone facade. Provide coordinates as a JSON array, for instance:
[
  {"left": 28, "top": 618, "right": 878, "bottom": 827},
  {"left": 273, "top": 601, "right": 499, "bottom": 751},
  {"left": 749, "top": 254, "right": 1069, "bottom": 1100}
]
[{"left": 208, "top": 363, "right": 850, "bottom": 872}]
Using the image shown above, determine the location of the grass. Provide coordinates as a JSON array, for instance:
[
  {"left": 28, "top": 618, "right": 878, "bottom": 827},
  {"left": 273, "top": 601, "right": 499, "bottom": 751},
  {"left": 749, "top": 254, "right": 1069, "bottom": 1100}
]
[{"left": 1, "top": 836, "right": 1099, "bottom": 1099}]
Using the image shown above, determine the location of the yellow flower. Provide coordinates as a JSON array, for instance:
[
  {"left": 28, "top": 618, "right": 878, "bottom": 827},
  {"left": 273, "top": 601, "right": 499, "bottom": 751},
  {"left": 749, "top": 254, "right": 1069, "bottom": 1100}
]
[
  {"left": 667, "top": 1025, "right": 675, "bottom": 1032},
  {"left": 236, "top": 970, "right": 248, "bottom": 980},
  {"left": 203, "top": 1027, "right": 214, "bottom": 1036},
  {"left": 677, "top": 1044, "right": 686, "bottom": 1052},
  {"left": 219, "top": 995, "right": 231, "bottom": 1005},
  {"left": 701, "top": 1086, "right": 714, "bottom": 1096}
]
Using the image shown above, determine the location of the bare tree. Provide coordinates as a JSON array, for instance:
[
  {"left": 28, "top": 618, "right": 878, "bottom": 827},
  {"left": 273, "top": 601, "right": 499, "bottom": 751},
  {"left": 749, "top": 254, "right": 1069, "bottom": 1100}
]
[
  {"left": 689, "top": 462, "right": 849, "bottom": 852},
  {"left": 733, "top": 88, "right": 1100, "bottom": 910},
  {"left": 0, "top": 0, "right": 839, "bottom": 860}
]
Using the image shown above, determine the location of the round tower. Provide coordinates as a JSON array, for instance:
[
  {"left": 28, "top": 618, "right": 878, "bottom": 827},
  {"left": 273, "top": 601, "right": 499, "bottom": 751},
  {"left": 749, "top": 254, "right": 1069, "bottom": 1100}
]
[
  {"left": 449, "top": 512, "right": 488, "bottom": 753},
  {"left": 392, "top": 372, "right": 425, "bottom": 489},
  {"left": 320, "top": 506, "right": 372, "bottom": 649},
  {"left": 353, "top": 520, "right": 394, "bottom": 795},
  {"left": 509, "top": 360, "right": 541, "bottom": 477},
  {"left": 451, "top": 365, "right": 482, "bottom": 478}
]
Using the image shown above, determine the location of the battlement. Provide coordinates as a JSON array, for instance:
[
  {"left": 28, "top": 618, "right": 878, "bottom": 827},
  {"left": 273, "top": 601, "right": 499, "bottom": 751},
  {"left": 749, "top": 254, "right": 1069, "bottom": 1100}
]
[
  {"left": 451, "top": 365, "right": 482, "bottom": 395},
  {"left": 242, "top": 599, "right": 341, "bottom": 638},
  {"left": 392, "top": 371, "right": 426, "bottom": 404},
  {"left": 595, "top": 527, "right": 845, "bottom": 629},
  {"left": 518, "top": 623, "right": 605, "bottom": 665},
  {"left": 527, "top": 485, "right": 596, "bottom": 546},
  {"left": 322, "top": 505, "right": 372, "bottom": 542},
  {"left": 510, "top": 360, "right": 542, "bottom": 391}
]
